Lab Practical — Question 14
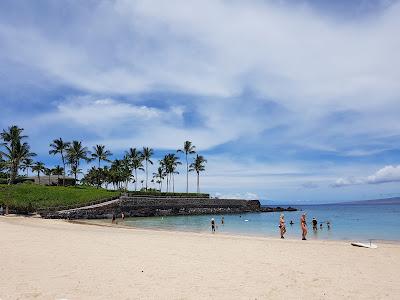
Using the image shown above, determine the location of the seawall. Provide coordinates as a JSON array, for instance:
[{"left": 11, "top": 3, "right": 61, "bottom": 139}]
[{"left": 43, "top": 195, "right": 261, "bottom": 219}]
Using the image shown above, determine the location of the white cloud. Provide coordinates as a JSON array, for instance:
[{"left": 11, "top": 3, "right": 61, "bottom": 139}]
[
  {"left": 367, "top": 165, "right": 400, "bottom": 184},
  {"left": 333, "top": 165, "right": 400, "bottom": 187},
  {"left": 213, "top": 192, "right": 259, "bottom": 200},
  {"left": 331, "top": 177, "right": 364, "bottom": 188}
]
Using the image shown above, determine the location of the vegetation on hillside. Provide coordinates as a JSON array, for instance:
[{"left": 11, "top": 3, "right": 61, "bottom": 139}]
[{"left": 0, "top": 184, "right": 119, "bottom": 212}]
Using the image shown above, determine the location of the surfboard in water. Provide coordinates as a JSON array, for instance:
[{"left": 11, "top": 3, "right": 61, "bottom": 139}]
[{"left": 351, "top": 242, "right": 378, "bottom": 249}]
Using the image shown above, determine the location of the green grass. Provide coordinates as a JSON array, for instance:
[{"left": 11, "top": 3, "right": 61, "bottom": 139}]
[{"left": 0, "top": 184, "right": 120, "bottom": 213}]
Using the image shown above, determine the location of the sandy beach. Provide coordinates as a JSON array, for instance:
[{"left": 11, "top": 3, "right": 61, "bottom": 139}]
[{"left": 1, "top": 216, "right": 399, "bottom": 299}]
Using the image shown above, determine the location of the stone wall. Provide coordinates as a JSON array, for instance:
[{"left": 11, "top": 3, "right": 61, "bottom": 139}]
[{"left": 44, "top": 196, "right": 261, "bottom": 219}]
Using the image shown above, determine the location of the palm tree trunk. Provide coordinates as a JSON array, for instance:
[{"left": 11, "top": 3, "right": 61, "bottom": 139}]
[
  {"left": 61, "top": 153, "right": 65, "bottom": 187},
  {"left": 37, "top": 172, "right": 40, "bottom": 184},
  {"left": 134, "top": 168, "right": 138, "bottom": 191},
  {"left": 186, "top": 154, "right": 188, "bottom": 193},
  {"left": 145, "top": 160, "right": 148, "bottom": 190},
  {"left": 172, "top": 173, "right": 175, "bottom": 193},
  {"left": 197, "top": 171, "right": 200, "bottom": 193}
]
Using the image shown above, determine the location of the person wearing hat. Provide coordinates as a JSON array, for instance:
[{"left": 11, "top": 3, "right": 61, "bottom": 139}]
[
  {"left": 300, "top": 213, "right": 308, "bottom": 240},
  {"left": 211, "top": 218, "right": 216, "bottom": 233}
]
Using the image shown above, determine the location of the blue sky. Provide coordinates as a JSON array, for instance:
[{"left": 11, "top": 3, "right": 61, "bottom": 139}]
[{"left": 1, "top": 0, "right": 400, "bottom": 203}]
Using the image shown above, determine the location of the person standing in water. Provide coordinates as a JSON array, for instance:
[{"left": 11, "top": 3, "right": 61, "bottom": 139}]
[
  {"left": 301, "top": 213, "right": 308, "bottom": 240},
  {"left": 279, "top": 214, "right": 286, "bottom": 239},
  {"left": 221, "top": 216, "right": 224, "bottom": 225},
  {"left": 312, "top": 218, "right": 318, "bottom": 230},
  {"left": 211, "top": 218, "right": 216, "bottom": 233}
]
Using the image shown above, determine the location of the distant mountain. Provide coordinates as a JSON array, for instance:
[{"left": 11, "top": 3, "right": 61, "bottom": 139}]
[{"left": 339, "top": 197, "right": 400, "bottom": 205}]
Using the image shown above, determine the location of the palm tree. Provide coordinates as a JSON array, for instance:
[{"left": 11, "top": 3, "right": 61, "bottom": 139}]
[
  {"left": 141, "top": 147, "right": 154, "bottom": 191},
  {"left": 44, "top": 167, "right": 52, "bottom": 185},
  {"left": 177, "top": 141, "right": 196, "bottom": 193},
  {"left": 52, "top": 165, "right": 64, "bottom": 186},
  {"left": 1, "top": 125, "right": 36, "bottom": 184},
  {"left": 189, "top": 155, "right": 207, "bottom": 193},
  {"left": 20, "top": 157, "right": 34, "bottom": 177},
  {"left": 160, "top": 154, "right": 181, "bottom": 192},
  {"left": 49, "top": 138, "right": 70, "bottom": 186},
  {"left": 153, "top": 166, "right": 165, "bottom": 191},
  {"left": 68, "top": 165, "right": 82, "bottom": 184},
  {"left": 126, "top": 148, "right": 143, "bottom": 191},
  {"left": 66, "top": 141, "right": 91, "bottom": 185},
  {"left": 31, "top": 162, "right": 45, "bottom": 184},
  {"left": 91, "top": 144, "right": 112, "bottom": 168}
]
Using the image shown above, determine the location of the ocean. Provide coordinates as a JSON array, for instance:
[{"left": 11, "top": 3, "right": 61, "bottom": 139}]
[{"left": 107, "top": 203, "right": 400, "bottom": 241}]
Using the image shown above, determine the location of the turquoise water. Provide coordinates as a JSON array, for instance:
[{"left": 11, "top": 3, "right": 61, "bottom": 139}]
[{"left": 115, "top": 204, "right": 400, "bottom": 241}]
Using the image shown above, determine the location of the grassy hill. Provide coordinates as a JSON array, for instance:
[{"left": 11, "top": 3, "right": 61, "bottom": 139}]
[{"left": 0, "top": 184, "right": 120, "bottom": 213}]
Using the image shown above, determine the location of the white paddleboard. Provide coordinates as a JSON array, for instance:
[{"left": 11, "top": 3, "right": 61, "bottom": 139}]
[{"left": 351, "top": 242, "right": 378, "bottom": 249}]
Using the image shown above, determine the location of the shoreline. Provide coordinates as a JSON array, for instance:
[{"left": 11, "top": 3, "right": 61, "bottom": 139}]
[
  {"left": 74, "top": 218, "right": 400, "bottom": 245},
  {"left": 2, "top": 216, "right": 400, "bottom": 299}
]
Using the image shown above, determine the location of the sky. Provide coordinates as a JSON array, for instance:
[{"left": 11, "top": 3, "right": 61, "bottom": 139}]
[{"left": 0, "top": 0, "right": 400, "bottom": 204}]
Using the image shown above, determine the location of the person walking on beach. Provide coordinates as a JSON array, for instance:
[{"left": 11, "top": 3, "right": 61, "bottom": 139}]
[
  {"left": 211, "top": 218, "right": 216, "bottom": 233},
  {"left": 112, "top": 214, "right": 116, "bottom": 224},
  {"left": 279, "top": 214, "right": 286, "bottom": 239},
  {"left": 301, "top": 213, "right": 308, "bottom": 240},
  {"left": 121, "top": 212, "right": 125, "bottom": 221}
]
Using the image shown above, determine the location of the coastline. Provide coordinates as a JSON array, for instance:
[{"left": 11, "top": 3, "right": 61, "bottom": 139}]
[
  {"left": 74, "top": 218, "right": 400, "bottom": 245},
  {"left": 1, "top": 216, "right": 400, "bottom": 299}
]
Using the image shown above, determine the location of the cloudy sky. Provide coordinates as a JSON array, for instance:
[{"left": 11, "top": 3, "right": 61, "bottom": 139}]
[{"left": 1, "top": 0, "right": 400, "bottom": 203}]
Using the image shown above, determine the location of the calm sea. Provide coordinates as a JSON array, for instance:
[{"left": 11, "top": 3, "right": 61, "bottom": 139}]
[{"left": 109, "top": 204, "right": 400, "bottom": 241}]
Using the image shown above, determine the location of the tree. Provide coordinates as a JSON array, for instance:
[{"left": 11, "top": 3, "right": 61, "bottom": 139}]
[
  {"left": 91, "top": 144, "right": 112, "bottom": 168},
  {"left": 20, "top": 157, "right": 34, "bottom": 177},
  {"left": 0, "top": 125, "right": 36, "bottom": 184},
  {"left": 44, "top": 167, "right": 53, "bottom": 185},
  {"left": 141, "top": 147, "right": 154, "bottom": 191},
  {"left": 52, "top": 165, "right": 64, "bottom": 186},
  {"left": 126, "top": 148, "right": 143, "bottom": 191},
  {"left": 66, "top": 141, "right": 91, "bottom": 185},
  {"left": 153, "top": 166, "right": 165, "bottom": 191},
  {"left": 32, "top": 162, "right": 45, "bottom": 184},
  {"left": 177, "top": 141, "right": 196, "bottom": 193},
  {"left": 68, "top": 165, "right": 82, "bottom": 183},
  {"left": 189, "top": 155, "right": 207, "bottom": 193},
  {"left": 49, "top": 138, "right": 70, "bottom": 186},
  {"left": 160, "top": 154, "right": 181, "bottom": 192}
]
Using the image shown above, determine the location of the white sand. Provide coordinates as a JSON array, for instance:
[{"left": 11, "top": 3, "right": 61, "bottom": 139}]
[{"left": 1, "top": 216, "right": 399, "bottom": 299}]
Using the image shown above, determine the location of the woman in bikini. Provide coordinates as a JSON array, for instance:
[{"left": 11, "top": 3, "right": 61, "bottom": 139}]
[
  {"left": 300, "top": 213, "right": 308, "bottom": 240},
  {"left": 279, "top": 214, "right": 286, "bottom": 239}
]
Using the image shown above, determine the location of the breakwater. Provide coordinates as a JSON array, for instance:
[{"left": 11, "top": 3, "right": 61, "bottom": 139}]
[{"left": 42, "top": 195, "right": 261, "bottom": 219}]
